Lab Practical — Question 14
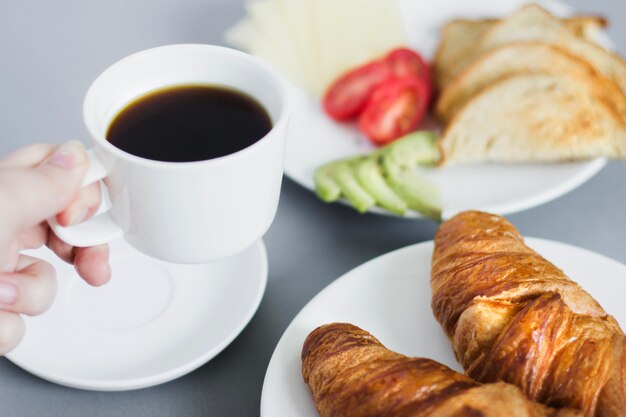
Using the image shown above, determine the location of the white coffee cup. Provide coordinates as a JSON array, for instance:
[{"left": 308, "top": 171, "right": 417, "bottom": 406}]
[{"left": 49, "top": 44, "right": 289, "bottom": 263}]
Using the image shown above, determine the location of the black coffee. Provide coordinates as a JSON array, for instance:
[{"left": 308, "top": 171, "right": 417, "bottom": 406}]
[{"left": 106, "top": 84, "right": 272, "bottom": 162}]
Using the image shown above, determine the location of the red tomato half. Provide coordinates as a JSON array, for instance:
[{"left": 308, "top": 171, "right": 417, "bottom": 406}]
[
  {"left": 358, "top": 78, "right": 428, "bottom": 145},
  {"left": 385, "top": 48, "right": 432, "bottom": 102},
  {"left": 322, "top": 61, "right": 394, "bottom": 121}
]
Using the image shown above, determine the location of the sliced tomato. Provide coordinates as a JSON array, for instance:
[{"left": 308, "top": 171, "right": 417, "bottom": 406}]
[
  {"left": 385, "top": 48, "right": 432, "bottom": 102},
  {"left": 358, "top": 78, "right": 428, "bottom": 145},
  {"left": 322, "top": 61, "right": 394, "bottom": 121}
]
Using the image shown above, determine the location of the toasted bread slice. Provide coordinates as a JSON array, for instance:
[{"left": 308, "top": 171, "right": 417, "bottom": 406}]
[
  {"left": 438, "top": 72, "right": 626, "bottom": 165},
  {"left": 436, "top": 42, "right": 626, "bottom": 122},
  {"left": 434, "top": 10, "right": 608, "bottom": 90},
  {"left": 477, "top": 4, "right": 626, "bottom": 94},
  {"left": 564, "top": 15, "right": 608, "bottom": 38},
  {"left": 434, "top": 19, "right": 496, "bottom": 90}
]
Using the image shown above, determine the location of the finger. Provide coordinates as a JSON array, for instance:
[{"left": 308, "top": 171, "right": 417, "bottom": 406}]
[
  {"left": 0, "top": 238, "right": 19, "bottom": 278},
  {"left": 55, "top": 181, "right": 101, "bottom": 227},
  {"left": 48, "top": 234, "right": 111, "bottom": 286},
  {"left": 0, "top": 144, "right": 55, "bottom": 169},
  {"left": 48, "top": 230, "right": 112, "bottom": 287},
  {"left": 74, "top": 245, "right": 111, "bottom": 287},
  {"left": 47, "top": 232, "right": 76, "bottom": 264},
  {"left": 0, "top": 311, "right": 24, "bottom": 356},
  {"left": 0, "top": 141, "right": 88, "bottom": 231},
  {"left": 19, "top": 223, "right": 49, "bottom": 250},
  {"left": 0, "top": 255, "right": 56, "bottom": 316}
]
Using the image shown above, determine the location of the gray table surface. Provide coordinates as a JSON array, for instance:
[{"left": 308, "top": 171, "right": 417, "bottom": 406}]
[{"left": 1, "top": 0, "right": 625, "bottom": 415}]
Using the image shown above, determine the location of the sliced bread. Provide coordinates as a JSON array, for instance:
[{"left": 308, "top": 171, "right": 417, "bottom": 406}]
[
  {"left": 436, "top": 42, "right": 626, "bottom": 122},
  {"left": 438, "top": 72, "right": 626, "bottom": 165},
  {"left": 434, "top": 9, "right": 608, "bottom": 90},
  {"left": 477, "top": 4, "right": 626, "bottom": 95}
]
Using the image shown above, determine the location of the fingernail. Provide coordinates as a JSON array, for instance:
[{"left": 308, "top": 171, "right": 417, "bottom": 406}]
[
  {"left": 0, "top": 282, "right": 17, "bottom": 304},
  {"left": 47, "top": 141, "right": 85, "bottom": 169},
  {"left": 69, "top": 208, "right": 88, "bottom": 226}
]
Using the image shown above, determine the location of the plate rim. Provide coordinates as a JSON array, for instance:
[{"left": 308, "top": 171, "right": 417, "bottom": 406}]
[
  {"left": 260, "top": 236, "right": 626, "bottom": 416},
  {"left": 6, "top": 239, "right": 269, "bottom": 392}
]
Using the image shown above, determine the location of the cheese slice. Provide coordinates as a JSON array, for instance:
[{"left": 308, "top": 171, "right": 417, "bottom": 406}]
[
  {"left": 248, "top": 1, "right": 308, "bottom": 88},
  {"left": 312, "top": 0, "right": 406, "bottom": 93},
  {"left": 225, "top": 0, "right": 408, "bottom": 97},
  {"left": 278, "top": 0, "right": 322, "bottom": 95}
]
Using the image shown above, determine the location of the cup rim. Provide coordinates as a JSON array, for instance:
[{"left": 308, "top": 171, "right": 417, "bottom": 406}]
[{"left": 83, "top": 44, "right": 290, "bottom": 169}]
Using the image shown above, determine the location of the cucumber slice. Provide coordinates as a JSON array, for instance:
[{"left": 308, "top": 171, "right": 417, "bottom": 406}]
[
  {"left": 384, "top": 166, "right": 442, "bottom": 220},
  {"left": 382, "top": 131, "right": 439, "bottom": 169},
  {"left": 314, "top": 131, "right": 442, "bottom": 218},
  {"left": 314, "top": 159, "right": 377, "bottom": 213},
  {"left": 333, "top": 161, "right": 376, "bottom": 213},
  {"left": 381, "top": 131, "right": 442, "bottom": 220},
  {"left": 354, "top": 155, "right": 407, "bottom": 215},
  {"left": 314, "top": 161, "right": 342, "bottom": 202}
]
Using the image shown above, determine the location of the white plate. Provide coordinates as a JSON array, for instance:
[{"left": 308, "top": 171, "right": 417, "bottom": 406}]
[
  {"left": 261, "top": 238, "right": 626, "bottom": 416},
  {"left": 283, "top": 0, "right": 609, "bottom": 219},
  {"left": 6, "top": 238, "right": 268, "bottom": 391}
]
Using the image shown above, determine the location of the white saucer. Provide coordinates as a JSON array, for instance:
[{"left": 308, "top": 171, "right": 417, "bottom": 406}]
[{"left": 6, "top": 238, "right": 268, "bottom": 391}]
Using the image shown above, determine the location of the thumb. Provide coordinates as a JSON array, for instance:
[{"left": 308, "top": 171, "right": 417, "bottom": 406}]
[{"left": 0, "top": 141, "right": 88, "bottom": 230}]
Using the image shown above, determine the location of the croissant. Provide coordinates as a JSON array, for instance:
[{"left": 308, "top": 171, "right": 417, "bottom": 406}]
[
  {"left": 302, "top": 322, "right": 581, "bottom": 417},
  {"left": 431, "top": 211, "right": 626, "bottom": 417}
]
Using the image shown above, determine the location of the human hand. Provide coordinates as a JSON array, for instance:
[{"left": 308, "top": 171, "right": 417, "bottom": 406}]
[{"left": 0, "top": 141, "right": 111, "bottom": 354}]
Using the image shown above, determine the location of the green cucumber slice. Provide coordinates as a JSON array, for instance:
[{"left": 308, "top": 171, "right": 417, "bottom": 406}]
[{"left": 354, "top": 155, "right": 407, "bottom": 215}]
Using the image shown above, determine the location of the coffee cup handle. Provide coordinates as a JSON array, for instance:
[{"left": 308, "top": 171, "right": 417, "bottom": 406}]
[{"left": 47, "top": 149, "right": 124, "bottom": 247}]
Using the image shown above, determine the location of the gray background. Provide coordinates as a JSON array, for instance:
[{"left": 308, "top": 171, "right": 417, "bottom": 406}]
[{"left": 0, "top": 0, "right": 625, "bottom": 415}]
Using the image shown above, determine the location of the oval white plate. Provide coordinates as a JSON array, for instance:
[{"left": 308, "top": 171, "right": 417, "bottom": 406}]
[
  {"left": 261, "top": 238, "right": 626, "bottom": 416},
  {"left": 283, "top": 0, "right": 608, "bottom": 219},
  {"left": 7, "top": 238, "right": 268, "bottom": 391}
]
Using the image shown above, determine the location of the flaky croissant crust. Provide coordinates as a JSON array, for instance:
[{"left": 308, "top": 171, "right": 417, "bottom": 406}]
[
  {"left": 302, "top": 322, "right": 581, "bottom": 417},
  {"left": 431, "top": 211, "right": 626, "bottom": 417}
]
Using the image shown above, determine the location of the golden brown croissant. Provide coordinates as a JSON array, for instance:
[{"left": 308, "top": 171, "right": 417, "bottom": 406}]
[
  {"left": 431, "top": 211, "right": 626, "bottom": 417},
  {"left": 302, "top": 322, "right": 581, "bottom": 417}
]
